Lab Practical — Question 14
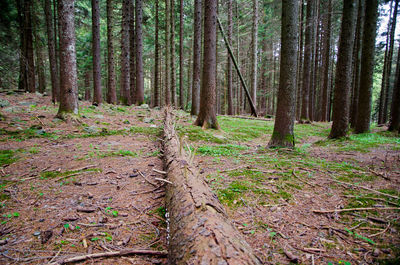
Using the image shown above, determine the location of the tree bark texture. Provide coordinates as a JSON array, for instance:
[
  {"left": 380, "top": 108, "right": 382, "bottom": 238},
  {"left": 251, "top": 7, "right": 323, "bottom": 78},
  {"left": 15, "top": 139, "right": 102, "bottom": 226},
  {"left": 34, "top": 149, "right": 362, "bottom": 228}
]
[
  {"left": 191, "top": 0, "right": 201, "bottom": 115},
  {"left": 44, "top": 0, "right": 59, "bottom": 102},
  {"left": 57, "top": 0, "right": 78, "bottom": 117},
  {"left": 170, "top": 0, "right": 176, "bottom": 106},
  {"left": 355, "top": 0, "right": 379, "bottom": 133},
  {"left": 268, "top": 0, "right": 299, "bottom": 148},
  {"left": 179, "top": 0, "right": 184, "bottom": 109},
  {"left": 92, "top": 0, "right": 102, "bottom": 105},
  {"left": 106, "top": 0, "right": 117, "bottom": 104},
  {"left": 153, "top": 0, "right": 160, "bottom": 107},
  {"left": 300, "top": 0, "right": 314, "bottom": 122},
  {"left": 389, "top": 41, "right": 400, "bottom": 131},
  {"left": 250, "top": 0, "right": 258, "bottom": 110},
  {"left": 320, "top": 0, "right": 332, "bottom": 122},
  {"left": 120, "top": 0, "right": 131, "bottom": 105},
  {"left": 329, "top": 0, "right": 357, "bottom": 139},
  {"left": 163, "top": 109, "right": 262, "bottom": 264},
  {"left": 296, "top": 0, "right": 304, "bottom": 120},
  {"left": 165, "top": 0, "right": 171, "bottom": 106},
  {"left": 227, "top": 0, "right": 234, "bottom": 115},
  {"left": 135, "top": 0, "right": 144, "bottom": 104},
  {"left": 194, "top": 0, "right": 220, "bottom": 129},
  {"left": 129, "top": 0, "right": 135, "bottom": 104},
  {"left": 25, "top": 0, "right": 35, "bottom": 93}
]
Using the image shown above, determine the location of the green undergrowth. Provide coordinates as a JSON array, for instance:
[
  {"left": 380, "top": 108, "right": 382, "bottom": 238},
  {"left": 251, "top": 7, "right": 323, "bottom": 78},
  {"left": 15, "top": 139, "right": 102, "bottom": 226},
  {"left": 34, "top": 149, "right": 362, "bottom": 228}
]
[
  {"left": 40, "top": 168, "right": 101, "bottom": 180},
  {"left": 196, "top": 144, "right": 248, "bottom": 157},
  {"left": 0, "top": 149, "right": 19, "bottom": 167},
  {"left": 0, "top": 127, "right": 58, "bottom": 141},
  {"left": 98, "top": 149, "right": 138, "bottom": 158}
]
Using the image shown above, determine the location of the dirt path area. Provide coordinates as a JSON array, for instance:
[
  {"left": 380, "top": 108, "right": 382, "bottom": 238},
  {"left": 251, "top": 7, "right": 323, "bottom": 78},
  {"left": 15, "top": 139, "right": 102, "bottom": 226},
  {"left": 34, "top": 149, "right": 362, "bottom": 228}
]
[{"left": 0, "top": 93, "right": 167, "bottom": 264}]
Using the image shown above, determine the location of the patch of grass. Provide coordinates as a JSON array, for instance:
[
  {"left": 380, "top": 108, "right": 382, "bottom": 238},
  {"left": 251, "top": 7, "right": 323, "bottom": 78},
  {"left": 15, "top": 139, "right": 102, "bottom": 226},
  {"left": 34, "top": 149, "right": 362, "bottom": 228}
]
[
  {"left": 130, "top": 126, "right": 160, "bottom": 136},
  {"left": 99, "top": 149, "right": 138, "bottom": 158},
  {"left": 28, "top": 147, "right": 40, "bottom": 154},
  {"left": 218, "top": 116, "right": 272, "bottom": 141},
  {"left": 177, "top": 125, "right": 226, "bottom": 143},
  {"left": 39, "top": 168, "right": 101, "bottom": 180},
  {"left": 0, "top": 127, "right": 58, "bottom": 141},
  {"left": 0, "top": 150, "right": 18, "bottom": 167},
  {"left": 217, "top": 180, "right": 250, "bottom": 206},
  {"left": 197, "top": 144, "right": 248, "bottom": 157},
  {"left": 294, "top": 123, "right": 331, "bottom": 141},
  {"left": 65, "top": 129, "right": 127, "bottom": 139}
]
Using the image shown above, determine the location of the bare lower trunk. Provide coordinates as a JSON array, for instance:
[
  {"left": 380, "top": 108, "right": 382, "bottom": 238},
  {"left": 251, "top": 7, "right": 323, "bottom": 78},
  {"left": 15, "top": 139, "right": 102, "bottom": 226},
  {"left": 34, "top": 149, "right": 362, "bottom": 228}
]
[
  {"left": 153, "top": 0, "right": 160, "bottom": 107},
  {"left": 135, "top": 0, "right": 144, "bottom": 104},
  {"left": 120, "top": 0, "right": 131, "bottom": 105},
  {"left": 163, "top": 109, "right": 262, "bottom": 264},
  {"left": 170, "top": 0, "right": 176, "bottom": 106},
  {"left": 92, "top": 0, "right": 102, "bottom": 105},
  {"left": 190, "top": 0, "right": 201, "bottom": 115},
  {"left": 106, "top": 0, "right": 117, "bottom": 104}
]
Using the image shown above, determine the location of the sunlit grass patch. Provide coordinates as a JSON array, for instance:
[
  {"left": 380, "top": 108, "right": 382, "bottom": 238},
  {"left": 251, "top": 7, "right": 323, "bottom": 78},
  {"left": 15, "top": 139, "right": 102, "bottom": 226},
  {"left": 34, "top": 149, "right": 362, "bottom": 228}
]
[{"left": 197, "top": 144, "right": 248, "bottom": 157}]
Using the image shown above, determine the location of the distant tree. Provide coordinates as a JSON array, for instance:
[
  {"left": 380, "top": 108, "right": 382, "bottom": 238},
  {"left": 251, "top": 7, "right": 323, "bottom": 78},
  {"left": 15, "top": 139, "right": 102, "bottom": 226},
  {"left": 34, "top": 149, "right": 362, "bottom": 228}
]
[
  {"left": 170, "top": 0, "right": 176, "bottom": 106},
  {"left": 120, "top": 0, "right": 131, "bottom": 105},
  {"left": 165, "top": 0, "right": 171, "bottom": 105},
  {"left": 129, "top": 0, "right": 135, "bottom": 104},
  {"left": 92, "top": 0, "right": 102, "bottom": 105},
  {"left": 389, "top": 41, "right": 400, "bottom": 131},
  {"left": 106, "top": 0, "right": 117, "bottom": 104},
  {"left": 227, "top": 0, "right": 234, "bottom": 115},
  {"left": 179, "top": 0, "right": 184, "bottom": 109},
  {"left": 44, "top": 0, "right": 59, "bottom": 102},
  {"left": 56, "top": 0, "right": 78, "bottom": 118},
  {"left": 194, "top": 0, "right": 219, "bottom": 129},
  {"left": 268, "top": 0, "right": 299, "bottom": 148},
  {"left": 191, "top": 0, "right": 201, "bottom": 115},
  {"left": 135, "top": 0, "right": 144, "bottom": 104},
  {"left": 355, "top": 0, "right": 379, "bottom": 133},
  {"left": 250, "top": 0, "right": 258, "bottom": 111},
  {"left": 329, "top": 0, "right": 357, "bottom": 139},
  {"left": 153, "top": 0, "right": 160, "bottom": 107},
  {"left": 84, "top": 71, "right": 91, "bottom": 101},
  {"left": 320, "top": 0, "right": 332, "bottom": 122}
]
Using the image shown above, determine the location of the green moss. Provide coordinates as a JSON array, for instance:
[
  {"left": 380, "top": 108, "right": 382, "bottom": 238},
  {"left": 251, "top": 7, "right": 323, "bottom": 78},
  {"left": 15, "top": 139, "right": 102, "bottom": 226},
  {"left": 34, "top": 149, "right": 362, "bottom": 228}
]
[
  {"left": 0, "top": 150, "right": 18, "bottom": 166},
  {"left": 40, "top": 168, "right": 101, "bottom": 180},
  {"left": 0, "top": 127, "right": 58, "bottom": 141},
  {"left": 197, "top": 144, "right": 248, "bottom": 157},
  {"left": 130, "top": 126, "right": 160, "bottom": 136},
  {"left": 98, "top": 149, "right": 138, "bottom": 158}
]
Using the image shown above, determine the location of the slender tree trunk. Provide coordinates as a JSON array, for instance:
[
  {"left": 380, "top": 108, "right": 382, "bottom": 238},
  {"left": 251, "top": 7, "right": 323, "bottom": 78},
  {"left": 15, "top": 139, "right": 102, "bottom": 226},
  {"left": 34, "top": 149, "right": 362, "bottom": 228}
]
[
  {"left": 170, "top": 0, "right": 176, "bottom": 106},
  {"left": 179, "top": 0, "right": 184, "bottom": 108},
  {"left": 300, "top": 0, "right": 314, "bottom": 122},
  {"left": 153, "top": 0, "right": 160, "bottom": 107},
  {"left": 129, "top": 0, "right": 135, "bottom": 104},
  {"left": 135, "top": 0, "right": 144, "bottom": 104},
  {"left": 106, "top": 0, "right": 117, "bottom": 104},
  {"left": 321, "top": 0, "right": 332, "bottom": 122},
  {"left": 53, "top": 0, "right": 60, "bottom": 101},
  {"left": 227, "top": 0, "right": 234, "bottom": 115},
  {"left": 389, "top": 41, "right": 400, "bottom": 131},
  {"left": 186, "top": 47, "right": 192, "bottom": 110},
  {"left": 91, "top": 0, "right": 102, "bottom": 105},
  {"left": 350, "top": 0, "right": 365, "bottom": 126},
  {"left": 44, "top": 0, "right": 59, "bottom": 102},
  {"left": 25, "top": 0, "right": 35, "bottom": 93},
  {"left": 194, "top": 0, "right": 220, "bottom": 129},
  {"left": 296, "top": 0, "right": 304, "bottom": 120},
  {"left": 250, "top": 0, "right": 258, "bottom": 111},
  {"left": 309, "top": 0, "right": 319, "bottom": 121},
  {"left": 84, "top": 71, "right": 91, "bottom": 101},
  {"left": 33, "top": 4, "right": 46, "bottom": 94},
  {"left": 120, "top": 0, "right": 131, "bottom": 105},
  {"left": 165, "top": 0, "right": 171, "bottom": 105},
  {"left": 191, "top": 0, "right": 201, "bottom": 114},
  {"left": 269, "top": 0, "right": 299, "bottom": 148},
  {"left": 355, "top": 0, "right": 379, "bottom": 133},
  {"left": 329, "top": 0, "right": 358, "bottom": 138},
  {"left": 57, "top": 0, "right": 78, "bottom": 117}
]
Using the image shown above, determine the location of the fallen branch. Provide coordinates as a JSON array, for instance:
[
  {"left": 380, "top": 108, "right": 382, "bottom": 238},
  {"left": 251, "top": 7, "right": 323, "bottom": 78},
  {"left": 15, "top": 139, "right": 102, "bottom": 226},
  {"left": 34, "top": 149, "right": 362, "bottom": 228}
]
[
  {"left": 333, "top": 179, "right": 400, "bottom": 200},
  {"left": 313, "top": 207, "right": 400, "bottom": 214},
  {"left": 54, "top": 249, "right": 167, "bottom": 264},
  {"left": 368, "top": 168, "right": 390, "bottom": 180},
  {"left": 154, "top": 177, "right": 173, "bottom": 185},
  {"left": 152, "top": 168, "right": 167, "bottom": 175},
  {"left": 369, "top": 223, "right": 390, "bottom": 238},
  {"left": 138, "top": 171, "right": 157, "bottom": 187}
]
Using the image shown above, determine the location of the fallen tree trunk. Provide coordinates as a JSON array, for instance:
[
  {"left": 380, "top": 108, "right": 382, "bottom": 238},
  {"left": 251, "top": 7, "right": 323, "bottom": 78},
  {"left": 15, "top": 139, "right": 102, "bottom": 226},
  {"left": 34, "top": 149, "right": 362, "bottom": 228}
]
[{"left": 163, "top": 108, "right": 262, "bottom": 264}]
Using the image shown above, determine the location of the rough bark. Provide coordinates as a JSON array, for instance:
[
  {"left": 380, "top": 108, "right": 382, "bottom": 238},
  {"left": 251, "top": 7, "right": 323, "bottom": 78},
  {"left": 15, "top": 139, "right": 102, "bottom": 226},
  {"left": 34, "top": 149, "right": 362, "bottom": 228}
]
[
  {"left": 44, "top": 0, "right": 59, "bottom": 102},
  {"left": 25, "top": 0, "right": 35, "bottom": 93},
  {"left": 165, "top": 0, "right": 171, "bottom": 106},
  {"left": 389, "top": 41, "right": 400, "bottom": 131},
  {"left": 190, "top": 0, "right": 201, "bottom": 115},
  {"left": 135, "top": 0, "right": 144, "bottom": 104},
  {"left": 179, "top": 0, "right": 184, "bottom": 109},
  {"left": 57, "top": 0, "right": 78, "bottom": 117},
  {"left": 194, "top": 0, "right": 220, "bottom": 129},
  {"left": 268, "top": 0, "right": 299, "bottom": 148},
  {"left": 227, "top": 0, "right": 234, "bottom": 115},
  {"left": 329, "top": 0, "right": 357, "bottom": 138},
  {"left": 170, "top": 0, "right": 176, "bottom": 106},
  {"left": 321, "top": 0, "right": 332, "bottom": 122},
  {"left": 91, "top": 0, "right": 102, "bottom": 105},
  {"left": 300, "top": 0, "right": 314, "bottom": 122},
  {"left": 129, "top": 0, "right": 136, "bottom": 104},
  {"left": 120, "top": 0, "right": 131, "bottom": 105},
  {"left": 163, "top": 109, "right": 262, "bottom": 264},
  {"left": 106, "top": 0, "right": 117, "bottom": 104},
  {"left": 153, "top": 0, "right": 160, "bottom": 107},
  {"left": 309, "top": 0, "right": 319, "bottom": 122},
  {"left": 296, "top": 0, "right": 304, "bottom": 120},
  {"left": 84, "top": 71, "right": 91, "bottom": 101},
  {"left": 355, "top": 0, "right": 379, "bottom": 133}
]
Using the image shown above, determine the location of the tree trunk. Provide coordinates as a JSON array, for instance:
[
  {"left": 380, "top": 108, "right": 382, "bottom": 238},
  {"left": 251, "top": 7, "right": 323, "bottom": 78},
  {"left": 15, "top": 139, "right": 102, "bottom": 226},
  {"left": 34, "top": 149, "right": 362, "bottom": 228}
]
[
  {"left": 129, "top": 0, "right": 135, "bottom": 104},
  {"left": 329, "top": 0, "right": 358, "bottom": 138},
  {"left": 355, "top": 0, "right": 379, "bottom": 133},
  {"left": 57, "top": 0, "right": 78, "bottom": 117},
  {"left": 227, "top": 0, "right": 234, "bottom": 115},
  {"left": 194, "top": 0, "right": 220, "bottom": 129},
  {"left": 163, "top": 109, "right": 262, "bottom": 264},
  {"left": 300, "top": 0, "right": 314, "bottom": 122},
  {"left": 268, "top": 0, "right": 299, "bottom": 148},
  {"left": 106, "top": 0, "right": 117, "bottom": 104},
  {"left": 165, "top": 0, "right": 171, "bottom": 106},
  {"left": 389, "top": 41, "right": 400, "bottom": 131},
  {"left": 33, "top": 3, "right": 46, "bottom": 94},
  {"left": 191, "top": 0, "right": 201, "bottom": 115},
  {"left": 170, "top": 0, "right": 176, "bottom": 106},
  {"left": 320, "top": 0, "right": 332, "bottom": 122},
  {"left": 309, "top": 0, "right": 319, "bottom": 122},
  {"left": 350, "top": 0, "right": 365, "bottom": 126},
  {"left": 296, "top": 0, "right": 304, "bottom": 120},
  {"left": 179, "top": 0, "right": 184, "bottom": 109},
  {"left": 153, "top": 0, "right": 160, "bottom": 107},
  {"left": 91, "top": 0, "right": 102, "bottom": 105},
  {"left": 135, "top": 0, "right": 144, "bottom": 104},
  {"left": 120, "top": 0, "right": 131, "bottom": 105},
  {"left": 84, "top": 71, "right": 91, "bottom": 101},
  {"left": 44, "top": 0, "right": 59, "bottom": 102},
  {"left": 25, "top": 0, "right": 35, "bottom": 93},
  {"left": 250, "top": 0, "right": 258, "bottom": 110},
  {"left": 53, "top": 0, "right": 60, "bottom": 101}
]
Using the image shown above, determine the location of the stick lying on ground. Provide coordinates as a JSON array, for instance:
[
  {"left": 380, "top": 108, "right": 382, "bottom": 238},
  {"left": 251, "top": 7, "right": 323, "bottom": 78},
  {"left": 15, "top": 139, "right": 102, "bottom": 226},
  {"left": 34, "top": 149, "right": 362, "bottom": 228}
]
[
  {"left": 313, "top": 207, "right": 400, "bottom": 213},
  {"left": 163, "top": 108, "right": 262, "bottom": 264}
]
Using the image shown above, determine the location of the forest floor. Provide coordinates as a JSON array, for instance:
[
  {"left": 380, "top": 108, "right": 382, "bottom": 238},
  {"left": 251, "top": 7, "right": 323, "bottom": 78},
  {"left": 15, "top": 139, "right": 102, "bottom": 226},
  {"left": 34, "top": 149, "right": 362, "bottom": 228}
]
[{"left": 0, "top": 93, "right": 399, "bottom": 264}]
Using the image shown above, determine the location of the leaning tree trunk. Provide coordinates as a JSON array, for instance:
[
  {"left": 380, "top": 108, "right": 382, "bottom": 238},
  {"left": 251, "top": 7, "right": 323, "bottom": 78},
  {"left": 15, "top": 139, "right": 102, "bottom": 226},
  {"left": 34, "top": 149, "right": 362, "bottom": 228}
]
[
  {"left": 92, "top": 0, "right": 102, "bottom": 105},
  {"left": 329, "top": 0, "right": 357, "bottom": 139},
  {"left": 268, "top": 0, "right": 299, "bottom": 148},
  {"left": 355, "top": 0, "right": 379, "bottom": 134},
  {"left": 57, "top": 0, "right": 78, "bottom": 117},
  {"left": 163, "top": 109, "right": 262, "bottom": 264},
  {"left": 190, "top": 0, "right": 201, "bottom": 115},
  {"left": 135, "top": 0, "right": 144, "bottom": 104}
]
